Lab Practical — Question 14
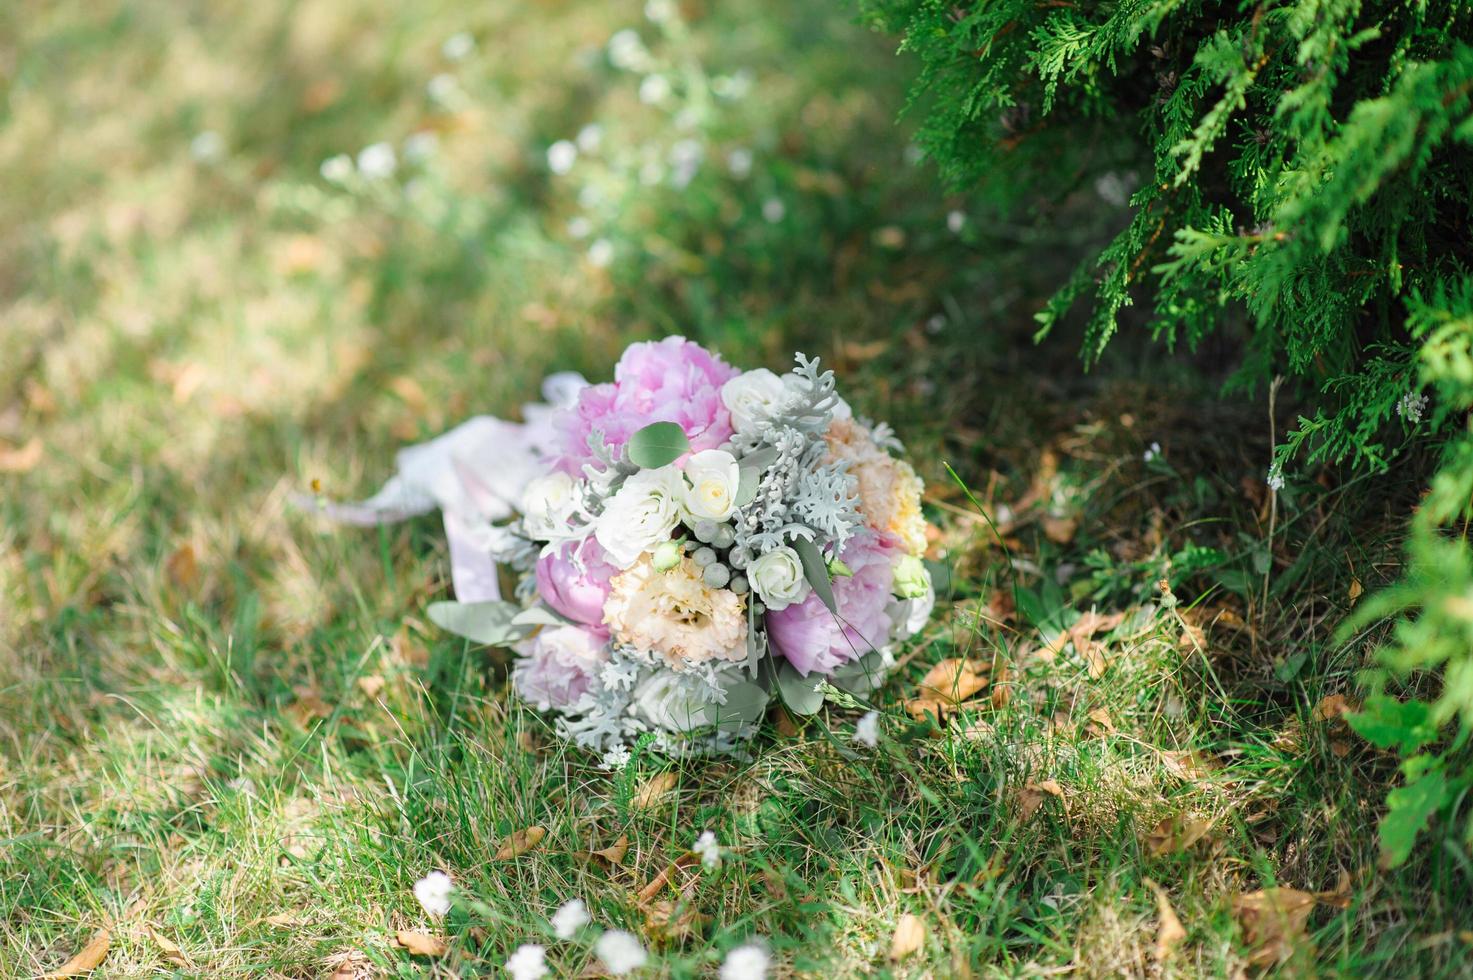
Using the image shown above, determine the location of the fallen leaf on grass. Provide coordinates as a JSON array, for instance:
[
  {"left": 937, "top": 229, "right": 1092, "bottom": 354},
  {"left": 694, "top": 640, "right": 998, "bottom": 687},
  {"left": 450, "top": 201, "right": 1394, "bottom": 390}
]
[
  {"left": 46, "top": 929, "right": 109, "bottom": 977},
  {"left": 166, "top": 543, "right": 199, "bottom": 589},
  {"left": 1145, "top": 879, "right": 1186, "bottom": 963},
  {"left": 1315, "top": 869, "right": 1354, "bottom": 910},
  {"left": 356, "top": 674, "right": 386, "bottom": 699},
  {"left": 261, "top": 911, "right": 303, "bottom": 927},
  {"left": 917, "top": 658, "right": 989, "bottom": 704},
  {"left": 1312, "top": 694, "right": 1354, "bottom": 723},
  {"left": 495, "top": 825, "right": 546, "bottom": 860},
  {"left": 1159, "top": 749, "right": 1216, "bottom": 781},
  {"left": 634, "top": 853, "right": 700, "bottom": 904},
  {"left": 644, "top": 899, "right": 710, "bottom": 944},
  {"left": 286, "top": 688, "right": 333, "bottom": 727},
  {"left": 147, "top": 925, "right": 188, "bottom": 967},
  {"left": 588, "top": 834, "right": 631, "bottom": 866},
  {"left": 1059, "top": 610, "right": 1126, "bottom": 679},
  {"left": 1017, "top": 780, "right": 1065, "bottom": 822},
  {"left": 633, "top": 771, "right": 679, "bottom": 809},
  {"left": 890, "top": 913, "right": 927, "bottom": 960},
  {"left": 1232, "top": 888, "right": 1316, "bottom": 968},
  {"left": 1145, "top": 814, "right": 1213, "bottom": 856},
  {"left": 394, "top": 930, "right": 447, "bottom": 957},
  {"left": 326, "top": 950, "right": 373, "bottom": 980},
  {"left": 0, "top": 437, "right": 43, "bottom": 474},
  {"left": 1348, "top": 578, "right": 1364, "bottom": 603}
]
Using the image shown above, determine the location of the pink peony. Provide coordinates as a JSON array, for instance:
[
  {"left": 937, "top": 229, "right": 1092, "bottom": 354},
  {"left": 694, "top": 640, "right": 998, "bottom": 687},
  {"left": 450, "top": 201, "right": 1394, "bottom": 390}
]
[
  {"left": 512, "top": 625, "right": 609, "bottom": 710},
  {"left": 766, "top": 531, "right": 901, "bottom": 676},
  {"left": 536, "top": 539, "right": 619, "bottom": 627},
  {"left": 553, "top": 337, "right": 738, "bottom": 473}
]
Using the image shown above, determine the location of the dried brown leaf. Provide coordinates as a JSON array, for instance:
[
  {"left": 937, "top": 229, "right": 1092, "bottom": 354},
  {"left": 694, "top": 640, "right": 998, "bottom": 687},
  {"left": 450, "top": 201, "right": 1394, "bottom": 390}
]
[
  {"left": 889, "top": 913, "right": 927, "bottom": 961},
  {"left": 633, "top": 771, "right": 679, "bottom": 809},
  {"left": 1042, "top": 515, "right": 1078, "bottom": 544},
  {"left": 590, "top": 834, "right": 631, "bottom": 866},
  {"left": 1017, "top": 780, "right": 1065, "bottom": 822},
  {"left": 1232, "top": 888, "right": 1316, "bottom": 967},
  {"left": 394, "top": 930, "right": 448, "bottom": 957},
  {"left": 46, "top": 929, "right": 109, "bottom": 977},
  {"left": 1145, "top": 879, "right": 1186, "bottom": 963},
  {"left": 356, "top": 675, "right": 386, "bottom": 699},
  {"left": 147, "top": 925, "right": 189, "bottom": 968},
  {"left": 166, "top": 544, "right": 199, "bottom": 589},
  {"left": 495, "top": 825, "right": 546, "bottom": 860},
  {"left": 1146, "top": 814, "right": 1213, "bottom": 856},
  {"left": 1348, "top": 578, "right": 1364, "bottom": 603},
  {"left": 0, "top": 437, "right": 43, "bottom": 474},
  {"left": 917, "top": 658, "right": 989, "bottom": 704},
  {"left": 1311, "top": 694, "right": 1353, "bottom": 723}
]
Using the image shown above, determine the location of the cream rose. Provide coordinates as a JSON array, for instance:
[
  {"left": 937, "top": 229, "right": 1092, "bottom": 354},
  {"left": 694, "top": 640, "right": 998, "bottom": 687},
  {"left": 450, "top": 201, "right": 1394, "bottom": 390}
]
[
  {"left": 681, "top": 449, "right": 740, "bottom": 522},
  {"left": 521, "top": 471, "right": 580, "bottom": 541},
  {"left": 748, "top": 545, "right": 810, "bottom": 611},
  {"left": 720, "top": 369, "right": 788, "bottom": 433},
  {"left": 594, "top": 466, "right": 683, "bottom": 567}
]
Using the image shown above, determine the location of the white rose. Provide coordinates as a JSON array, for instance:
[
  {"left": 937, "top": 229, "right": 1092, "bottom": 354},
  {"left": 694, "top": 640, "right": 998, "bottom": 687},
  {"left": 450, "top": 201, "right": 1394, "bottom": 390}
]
[
  {"left": 629, "top": 668, "right": 751, "bottom": 732},
  {"left": 681, "top": 449, "right": 740, "bottom": 522},
  {"left": 520, "top": 471, "right": 579, "bottom": 540},
  {"left": 748, "top": 546, "right": 811, "bottom": 611},
  {"left": 595, "top": 466, "right": 683, "bottom": 566},
  {"left": 720, "top": 369, "right": 789, "bottom": 433}
]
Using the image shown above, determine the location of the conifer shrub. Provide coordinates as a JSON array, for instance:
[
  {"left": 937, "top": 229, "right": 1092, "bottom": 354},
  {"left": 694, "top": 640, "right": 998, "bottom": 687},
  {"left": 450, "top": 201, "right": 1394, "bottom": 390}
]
[{"left": 858, "top": 0, "right": 1473, "bottom": 864}]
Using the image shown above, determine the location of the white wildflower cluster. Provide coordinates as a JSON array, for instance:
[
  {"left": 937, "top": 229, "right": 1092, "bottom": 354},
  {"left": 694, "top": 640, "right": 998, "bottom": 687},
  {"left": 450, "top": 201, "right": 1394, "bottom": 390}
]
[
  {"left": 1396, "top": 390, "right": 1429, "bottom": 425},
  {"left": 333, "top": 337, "right": 936, "bottom": 762}
]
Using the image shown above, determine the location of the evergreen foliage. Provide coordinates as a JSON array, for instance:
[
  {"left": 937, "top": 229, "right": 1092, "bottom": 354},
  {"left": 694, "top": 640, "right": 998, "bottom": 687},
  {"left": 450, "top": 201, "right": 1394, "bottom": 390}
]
[{"left": 860, "top": 0, "right": 1473, "bottom": 863}]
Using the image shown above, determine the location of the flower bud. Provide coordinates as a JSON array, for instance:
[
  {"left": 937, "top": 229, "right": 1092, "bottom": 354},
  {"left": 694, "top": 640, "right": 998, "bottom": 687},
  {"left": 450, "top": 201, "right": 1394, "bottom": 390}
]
[
  {"left": 730, "top": 574, "right": 749, "bottom": 595},
  {"left": 691, "top": 519, "right": 718, "bottom": 542},
  {"left": 892, "top": 554, "right": 931, "bottom": 599},
  {"left": 702, "top": 563, "right": 731, "bottom": 589},
  {"left": 692, "top": 546, "right": 718, "bottom": 567},
  {"left": 711, "top": 524, "right": 736, "bottom": 549},
  {"left": 652, "top": 539, "right": 683, "bottom": 572}
]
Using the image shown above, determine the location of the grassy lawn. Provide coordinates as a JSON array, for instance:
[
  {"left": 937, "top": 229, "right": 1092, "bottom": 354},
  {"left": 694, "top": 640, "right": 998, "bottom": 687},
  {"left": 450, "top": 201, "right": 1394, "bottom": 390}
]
[{"left": 3, "top": 1, "right": 1471, "bottom": 977}]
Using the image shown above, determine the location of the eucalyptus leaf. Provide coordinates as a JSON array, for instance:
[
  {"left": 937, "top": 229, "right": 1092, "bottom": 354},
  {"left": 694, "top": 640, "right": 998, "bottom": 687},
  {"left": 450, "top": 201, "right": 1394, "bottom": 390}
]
[
  {"left": 709, "top": 681, "right": 771, "bottom": 733},
  {"left": 428, "top": 600, "right": 529, "bottom": 646},
  {"left": 627, "top": 421, "right": 690, "bottom": 469},
  {"left": 511, "top": 605, "right": 572, "bottom": 628},
  {"left": 736, "top": 465, "right": 763, "bottom": 507},
  {"left": 830, "top": 649, "right": 889, "bottom": 696},
  {"left": 775, "top": 660, "right": 826, "bottom": 715},
  {"left": 792, "top": 535, "right": 837, "bottom": 613}
]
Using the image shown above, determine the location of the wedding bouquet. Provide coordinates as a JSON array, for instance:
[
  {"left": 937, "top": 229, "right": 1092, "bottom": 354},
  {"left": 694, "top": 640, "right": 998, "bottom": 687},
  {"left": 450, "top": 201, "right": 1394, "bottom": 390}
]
[{"left": 317, "top": 337, "right": 935, "bottom": 761}]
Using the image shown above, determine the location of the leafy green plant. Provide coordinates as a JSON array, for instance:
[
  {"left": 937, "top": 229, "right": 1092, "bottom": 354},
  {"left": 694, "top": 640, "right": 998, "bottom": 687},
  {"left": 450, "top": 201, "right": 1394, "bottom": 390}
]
[{"left": 859, "top": 0, "right": 1473, "bottom": 863}]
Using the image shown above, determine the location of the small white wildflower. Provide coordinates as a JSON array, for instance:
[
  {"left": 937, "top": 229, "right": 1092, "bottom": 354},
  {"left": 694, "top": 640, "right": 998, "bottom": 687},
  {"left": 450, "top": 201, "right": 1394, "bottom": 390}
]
[
  {"left": 427, "top": 73, "right": 460, "bottom": 105},
  {"left": 357, "top": 142, "right": 397, "bottom": 180},
  {"left": 588, "top": 238, "right": 614, "bottom": 268},
  {"left": 639, "top": 159, "right": 665, "bottom": 185},
  {"left": 639, "top": 74, "right": 672, "bottom": 105},
  {"left": 607, "top": 29, "right": 651, "bottom": 72},
  {"left": 1267, "top": 463, "right": 1285, "bottom": 493},
  {"left": 576, "top": 123, "right": 604, "bottom": 153},
  {"left": 413, "top": 870, "right": 454, "bottom": 917},
  {"left": 946, "top": 209, "right": 966, "bottom": 234},
  {"left": 645, "top": 0, "right": 678, "bottom": 24},
  {"left": 578, "top": 184, "right": 604, "bottom": 208},
  {"left": 442, "top": 31, "right": 475, "bottom": 61},
  {"left": 693, "top": 830, "right": 721, "bottom": 869},
  {"left": 601, "top": 742, "right": 632, "bottom": 770},
  {"left": 505, "top": 943, "right": 548, "bottom": 980},
  {"left": 551, "top": 899, "right": 591, "bottom": 940},
  {"left": 712, "top": 69, "right": 754, "bottom": 100},
  {"left": 926, "top": 314, "right": 946, "bottom": 334},
  {"left": 594, "top": 930, "right": 648, "bottom": 975},
  {"left": 904, "top": 143, "right": 925, "bottom": 165},
  {"left": 1396, "top": 390, "right": 1428, "bottom": 424},
  {"left": 761, "top": 198, "right": 786, "bottom": 223},
  {"left": 674, "top": 107, "right": 701, "bottom": 130},
  {"left": 727, "top": 148, "right": 753, "bottom": 179},
  {"left": 404, "top": 131, "right": 439, "bottom": 163},
  {"left": 852, "top": 710, "right": 881, "bottom": 749},
  {"left": 720, "top": 943, "right": 771, "bottom": 980},
  {"left": 1142, "top": 441, "right": 1162, "bottom": 462},
  {"left": 547, "top": 140, "right": 578, "bottom": 175},
  {"left": 567, "top": 216, "right": 593, "bottom": 239},
  {"left": 1094, "top": 171, "right": 1132, "bottom": 208},
  {"left": 190, "top": 130, "right": 224, "bottom": 163},
  {"left": 319, "top": 153, "right": 353, "bottom": 183}
]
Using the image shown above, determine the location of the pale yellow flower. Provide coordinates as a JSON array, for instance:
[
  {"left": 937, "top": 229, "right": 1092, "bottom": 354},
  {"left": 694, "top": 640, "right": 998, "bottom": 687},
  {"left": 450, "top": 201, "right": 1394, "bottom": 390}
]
[{"left": 604, "top": 556, "right": 747, "bottom": 668}]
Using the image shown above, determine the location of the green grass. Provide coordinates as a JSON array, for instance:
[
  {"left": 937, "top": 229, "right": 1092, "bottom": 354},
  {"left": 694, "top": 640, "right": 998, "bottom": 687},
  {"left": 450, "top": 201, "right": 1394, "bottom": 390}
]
[{"left": 3, "top": 0, "right": 1472, "bottom": 977}]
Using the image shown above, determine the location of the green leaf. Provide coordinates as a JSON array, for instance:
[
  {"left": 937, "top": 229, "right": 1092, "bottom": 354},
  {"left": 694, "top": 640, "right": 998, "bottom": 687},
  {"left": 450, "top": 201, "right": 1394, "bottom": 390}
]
[
  {"left": 708, "top": 681, "right": 771, "bottom": 732},
  {"left": 1379, "top": 767, "right": 1448, "bottom": 867},
  {"left": 736, "top": 464, "right": 762, "bottom": 507},
  {"left": 626, "top": 421, "right": 690, "bottom": 469},
  {"left": 428, "top": 600, "right": 529, "bottom": 646},
  {"left": 511, "top": 605, "right": 571, "bottom": 628},
  {"left": 792, "top": 535, "right": 836, "bottom": 613},
  {"left": 830, "top": 649, "right": 889, "bottom": 696},
  {"left": 774, "top": 659, "right": 826, "bottom": 715},
  {"left": 1346, "top": 695, "right": 1438, "bottom": 754}
]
